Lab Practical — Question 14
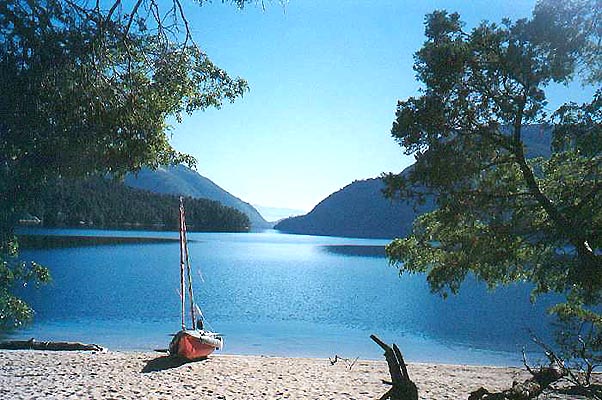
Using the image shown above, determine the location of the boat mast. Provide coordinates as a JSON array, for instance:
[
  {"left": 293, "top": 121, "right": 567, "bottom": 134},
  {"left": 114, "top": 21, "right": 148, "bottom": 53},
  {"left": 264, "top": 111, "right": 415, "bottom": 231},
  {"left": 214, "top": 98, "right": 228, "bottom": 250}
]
[
  {"left": 182, "top": 198, "right": 196, "bottom": 330},
  {"left": 178, "top": 198, "right": 187, "bottom": 330},
  {"left": 179, "top": 197, "right": 197, "bottom": 330}
]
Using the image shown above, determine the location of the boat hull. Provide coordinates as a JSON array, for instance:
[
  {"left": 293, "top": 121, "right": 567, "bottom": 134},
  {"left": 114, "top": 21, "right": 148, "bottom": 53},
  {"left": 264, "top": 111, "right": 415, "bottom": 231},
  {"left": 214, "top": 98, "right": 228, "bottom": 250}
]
[{"left": 169, "top": 330, "right": 223, "bottom": 360}]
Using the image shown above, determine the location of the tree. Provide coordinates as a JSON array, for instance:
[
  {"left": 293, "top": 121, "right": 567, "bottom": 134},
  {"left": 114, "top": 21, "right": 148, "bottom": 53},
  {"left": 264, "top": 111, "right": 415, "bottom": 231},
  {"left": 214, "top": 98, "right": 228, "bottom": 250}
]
[
  {"left": 383, "top": 0, "right": 601, "bottom": 323},
  {"left": 0, "top": 0, "right": 253, "bottom": 329}
]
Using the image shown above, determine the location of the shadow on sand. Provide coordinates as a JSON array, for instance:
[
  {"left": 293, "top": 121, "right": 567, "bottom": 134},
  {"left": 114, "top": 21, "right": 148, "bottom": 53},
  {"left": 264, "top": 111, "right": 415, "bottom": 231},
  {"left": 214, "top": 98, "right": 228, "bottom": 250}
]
[
  {"left": 142, "top": 355, "right": 207, "bottom": 373},
  {"left": 554, "top": 384, "right": 602, "bottom": 398}
]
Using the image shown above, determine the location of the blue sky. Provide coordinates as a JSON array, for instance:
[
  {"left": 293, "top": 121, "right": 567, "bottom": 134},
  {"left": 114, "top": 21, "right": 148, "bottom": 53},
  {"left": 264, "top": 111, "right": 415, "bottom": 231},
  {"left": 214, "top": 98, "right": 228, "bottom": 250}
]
[{"left": 169, "top": 0, "right": 594, "bottom": 217}]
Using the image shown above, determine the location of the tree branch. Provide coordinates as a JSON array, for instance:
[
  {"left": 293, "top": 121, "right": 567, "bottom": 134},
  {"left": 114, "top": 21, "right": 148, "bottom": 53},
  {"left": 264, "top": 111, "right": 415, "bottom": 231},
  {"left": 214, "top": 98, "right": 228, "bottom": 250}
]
[
  {"left": 512, "top": 109, "right": 600, "bottom": 288},
  {"left": 124, "top": 0, "right": 144, "bottom": 38},
  {"left": 106, "top": 0, "right": 122, "bottom": 24}
]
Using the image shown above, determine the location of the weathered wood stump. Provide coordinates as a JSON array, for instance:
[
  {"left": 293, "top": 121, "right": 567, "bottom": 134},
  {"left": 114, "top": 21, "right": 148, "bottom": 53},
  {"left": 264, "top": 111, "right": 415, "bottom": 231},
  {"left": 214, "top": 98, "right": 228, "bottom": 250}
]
[
  {"left": 0, "top": 338, "right": 105, "bottom": 352},
  {"left": 370, "top": 334, "right": 418, "bottom": 400},
  {"left": 468, "top": 363, "right": 566, "bottom": 400},
  {"left": 369, "top": 333, "right": 573, "bottom": 400}
]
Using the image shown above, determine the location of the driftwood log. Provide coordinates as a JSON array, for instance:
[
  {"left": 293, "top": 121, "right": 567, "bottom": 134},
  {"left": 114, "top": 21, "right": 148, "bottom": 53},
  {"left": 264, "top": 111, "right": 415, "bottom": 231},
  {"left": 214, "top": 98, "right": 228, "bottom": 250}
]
[
  {"left": 468, "top": 344, "right": 568, "bottom": 400},
  {"left": 369, "top": 334, "right": 570, "bottom": 400},
  {"left": 0, "top": 338, "right": 105, "bottom": 352},
  {"left": 468, "top": 364, "right": 566, "bottom": 400},
  {"left": 370, "top": 334, "right": 418, "bottom": 400}
]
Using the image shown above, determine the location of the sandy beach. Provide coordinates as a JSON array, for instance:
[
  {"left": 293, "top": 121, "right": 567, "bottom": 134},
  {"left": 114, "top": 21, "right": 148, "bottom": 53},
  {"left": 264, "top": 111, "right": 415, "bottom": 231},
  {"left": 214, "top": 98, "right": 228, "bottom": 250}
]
[{"left": 0, "top": 350, "right": 592, "bottom": 399}]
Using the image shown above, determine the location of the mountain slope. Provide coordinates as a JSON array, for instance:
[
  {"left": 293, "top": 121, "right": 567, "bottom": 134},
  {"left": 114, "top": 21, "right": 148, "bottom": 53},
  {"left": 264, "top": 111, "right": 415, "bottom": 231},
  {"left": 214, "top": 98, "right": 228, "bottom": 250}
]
[
  {"left": 124, "top": 165, "right": 270, "bottom": 229},
  {"left": 275, "top": 125, "right": 552, "bottom": 239},
  {"left": 275, "top": 171, "right": 434, "bottom": 239},
  {"left": 26, "top": 176, "right": 250, "bottom": 231}
]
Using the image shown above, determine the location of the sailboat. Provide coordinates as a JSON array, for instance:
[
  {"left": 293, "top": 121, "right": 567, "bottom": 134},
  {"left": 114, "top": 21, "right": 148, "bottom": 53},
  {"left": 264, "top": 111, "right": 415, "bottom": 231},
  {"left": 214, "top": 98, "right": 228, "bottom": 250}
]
[{"left": 169, "top": 197, "right": 223, "bottom": 360}]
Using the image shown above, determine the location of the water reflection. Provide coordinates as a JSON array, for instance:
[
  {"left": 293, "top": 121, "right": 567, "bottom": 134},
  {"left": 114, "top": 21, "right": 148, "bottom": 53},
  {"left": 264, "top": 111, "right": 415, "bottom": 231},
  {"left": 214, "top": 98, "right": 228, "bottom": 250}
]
[
  {"left": 320, "top": 245, "right": 386, "bottom": 258},
  {"left": 18, "top": 235, "right": 179, "bottom": 249}
]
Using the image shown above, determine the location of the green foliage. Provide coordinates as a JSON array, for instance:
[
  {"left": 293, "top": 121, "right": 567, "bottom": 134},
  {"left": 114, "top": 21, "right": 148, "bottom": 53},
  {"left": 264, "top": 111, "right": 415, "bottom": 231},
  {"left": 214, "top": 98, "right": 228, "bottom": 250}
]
[
  {"left": 384, "top": 0, "right": 601, "bottom": 313},
  {"left": 1, "top": 249, "right": 51, "bottom": 329},
  {"left": 531, "top": 0, "right": 602, "bottom": 84},
  {"left": 25, "top": 176, "right": 250, "bottom": 232},
  {"left": 0, "top": 0, "right": 248, "bottom": 189},
  {"left": 0, "top": 0, "right": 250, "bottom": 329}
]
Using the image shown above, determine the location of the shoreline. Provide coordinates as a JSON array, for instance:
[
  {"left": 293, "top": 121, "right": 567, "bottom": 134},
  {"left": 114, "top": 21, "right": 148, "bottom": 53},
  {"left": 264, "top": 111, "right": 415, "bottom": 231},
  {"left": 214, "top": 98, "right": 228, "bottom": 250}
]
[{"left": 0, "top": 350, "right": 585, "bottom": 399}]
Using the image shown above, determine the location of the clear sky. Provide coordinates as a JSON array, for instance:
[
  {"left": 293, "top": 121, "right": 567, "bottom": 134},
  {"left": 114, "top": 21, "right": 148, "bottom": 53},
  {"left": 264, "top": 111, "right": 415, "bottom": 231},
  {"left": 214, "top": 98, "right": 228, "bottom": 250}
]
[{"left": 168, "top": 0, "right": 593, "bottom": 216}]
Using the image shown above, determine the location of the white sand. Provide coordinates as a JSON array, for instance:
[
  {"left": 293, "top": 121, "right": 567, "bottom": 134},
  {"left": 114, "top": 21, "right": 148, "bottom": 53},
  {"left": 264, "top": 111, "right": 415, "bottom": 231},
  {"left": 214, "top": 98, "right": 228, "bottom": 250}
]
[{"left": 0, "top": 350, "right": 590, "bottom": 399}]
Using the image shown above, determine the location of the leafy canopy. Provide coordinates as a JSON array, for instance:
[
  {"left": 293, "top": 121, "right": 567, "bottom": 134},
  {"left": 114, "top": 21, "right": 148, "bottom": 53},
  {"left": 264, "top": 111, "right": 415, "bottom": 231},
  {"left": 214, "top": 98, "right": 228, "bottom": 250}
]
[
  {"left": 383, "top": 0, "right": 601, "bottom": 308},
  {"left": 0, "top": 0, "right": 253, "bottom": 329}
]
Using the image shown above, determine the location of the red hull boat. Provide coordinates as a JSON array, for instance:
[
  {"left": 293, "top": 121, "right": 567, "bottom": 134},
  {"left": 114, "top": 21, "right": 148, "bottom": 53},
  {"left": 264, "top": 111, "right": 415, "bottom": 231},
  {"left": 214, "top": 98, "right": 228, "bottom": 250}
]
[
  {"left": 169, "top": 330, "right": 223, "bottom": 360},
  {"left": 169, "top": 198, "right": 223, "bottom": 360}
]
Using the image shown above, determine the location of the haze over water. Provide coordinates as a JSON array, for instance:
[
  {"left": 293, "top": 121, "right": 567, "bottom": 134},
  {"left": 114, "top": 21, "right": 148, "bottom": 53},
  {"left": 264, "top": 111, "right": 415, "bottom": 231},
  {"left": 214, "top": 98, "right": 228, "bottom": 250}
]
[{"left": 8, "top": 229, "right": 558, "bottom": 366}]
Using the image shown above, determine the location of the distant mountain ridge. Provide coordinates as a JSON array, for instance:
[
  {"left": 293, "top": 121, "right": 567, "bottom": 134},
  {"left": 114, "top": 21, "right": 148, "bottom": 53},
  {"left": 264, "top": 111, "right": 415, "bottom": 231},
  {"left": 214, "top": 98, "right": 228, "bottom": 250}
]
[
  {"left": 275, "top": 125, "right": 552, "bottom": 239},
  {"left": 125, "top": 165, "right": 270, "bottom": 229},
  {"left": 274, "top": 173, "right": 434, "bottom": 239}
]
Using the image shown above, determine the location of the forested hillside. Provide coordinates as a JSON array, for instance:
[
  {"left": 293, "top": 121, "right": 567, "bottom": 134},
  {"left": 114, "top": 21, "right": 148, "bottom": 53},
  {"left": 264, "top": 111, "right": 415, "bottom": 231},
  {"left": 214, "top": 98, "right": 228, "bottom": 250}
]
[
  {"left": 125, "top": 165, "right": 270, "bottom": 229},
  {"left": 24, "top": 177, "right": 250, "bottom": 232},
  {"left": 275, "top": 175, "right": 434, "bottom": 239}
]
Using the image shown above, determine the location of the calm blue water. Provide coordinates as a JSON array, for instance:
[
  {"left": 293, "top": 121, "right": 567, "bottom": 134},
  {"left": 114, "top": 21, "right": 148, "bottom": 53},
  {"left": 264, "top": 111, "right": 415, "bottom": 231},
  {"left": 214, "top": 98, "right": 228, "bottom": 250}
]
[{"left": 6, "top": 228, "right": 559, "bottom": 366}]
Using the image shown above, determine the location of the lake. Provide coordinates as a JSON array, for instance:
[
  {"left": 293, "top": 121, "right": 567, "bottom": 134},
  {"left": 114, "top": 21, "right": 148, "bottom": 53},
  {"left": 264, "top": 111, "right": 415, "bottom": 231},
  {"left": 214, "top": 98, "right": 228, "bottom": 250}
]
[{"left": 6, "top": 228, "right": 559, "bottom": 366}]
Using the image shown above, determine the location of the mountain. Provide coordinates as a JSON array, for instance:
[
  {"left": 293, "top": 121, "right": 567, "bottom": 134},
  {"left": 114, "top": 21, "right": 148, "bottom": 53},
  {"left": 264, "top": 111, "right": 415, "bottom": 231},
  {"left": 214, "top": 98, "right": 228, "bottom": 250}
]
[
  {"left": 275, "top": 125, "right": 552, "bottom": 239},
  {"left": 275, "top": 171, "right": 435, "bottom": 239},
  {"left": 124, "top": 165, "right": 270, "bottom": 229}
]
